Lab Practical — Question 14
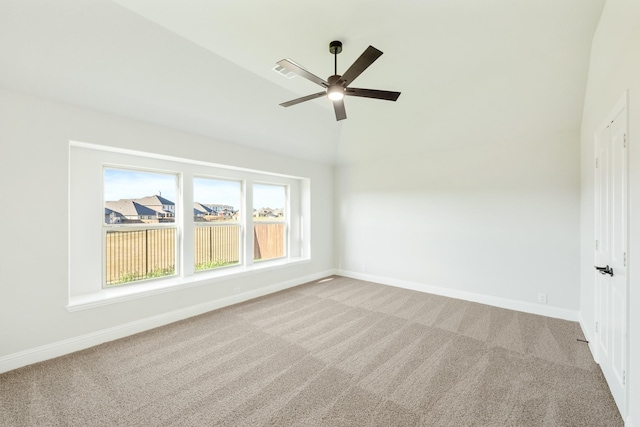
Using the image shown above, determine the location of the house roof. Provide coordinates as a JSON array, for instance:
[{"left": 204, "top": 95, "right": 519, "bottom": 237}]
[
  {"left": 135, "top": 195, "right": 175, "bottom": 207},
  {"left": 105, "top": 200, "right": 158, "bottom": 218},
  {"left": 0, "top": 0, "right": 605, "bottom": 165},
  {"left": 194, "top": 202, "right": 212, "bottom": 215}
]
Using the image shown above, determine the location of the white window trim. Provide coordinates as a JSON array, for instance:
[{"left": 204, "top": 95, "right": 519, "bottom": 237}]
[
  {"left": 253, "top": 181, "right": 289, "bottom": 263},
  {"left": 192, "top": 175, "right": 244, "bottom": 273},
  {"left": 68, "top": 141, "right": 310, "bottom": 311},
  {"left": 102, "top": 166, "right": 181, "bottom": 287}
]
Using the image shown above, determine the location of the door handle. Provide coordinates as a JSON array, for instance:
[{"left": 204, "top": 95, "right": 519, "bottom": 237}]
[{"left": 595, "top": 265, "right": 614, "bottom": 276}]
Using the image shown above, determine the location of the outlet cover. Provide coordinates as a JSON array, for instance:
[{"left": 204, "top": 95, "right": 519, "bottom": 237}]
[{"left": 538, "top": 293, "right": 547, "bottom": 304}]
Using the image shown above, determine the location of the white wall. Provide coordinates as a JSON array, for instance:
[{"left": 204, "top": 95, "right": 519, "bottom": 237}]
[
  {"left": 336, "top": 130, "right": 581, "bottom": 316},
  {"left": 580, "top": 0, "right": 640, "bottom": 424},
  {"left": 0, "top": 88, "right": 334, "bottom": 367}
]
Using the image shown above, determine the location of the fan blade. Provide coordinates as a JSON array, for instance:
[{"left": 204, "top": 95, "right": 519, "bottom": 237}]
[
  {"left": 333, "top": 99, "right": 346, "bottom": 121},
  {"left": 345, "top": 88, "right": 401, "bottom": 101},
  {"left": 338, "top": 46, "right": 383, "bottom": 87},
  {"left": 280, "top": 91, "right": 326, "bottom": 107},
  {"left": 277, "top": 59, "right": 328, "bottom": 88}
]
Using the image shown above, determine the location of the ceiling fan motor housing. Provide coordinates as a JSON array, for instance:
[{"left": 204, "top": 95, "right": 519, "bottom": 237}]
[{"left": 327, "top": 75, "right": 341, "bottom": 85}]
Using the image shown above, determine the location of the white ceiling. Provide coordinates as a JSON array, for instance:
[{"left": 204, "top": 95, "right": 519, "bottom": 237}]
[{"left": 0, "top": 0, "right": 605, "bottom": 164}]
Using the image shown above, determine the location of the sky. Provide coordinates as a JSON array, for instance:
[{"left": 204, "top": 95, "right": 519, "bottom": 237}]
[
  {"left": 194, "top": 177, "right": 240, "bottom": 208},
  {"left": 253, "top": 183, "right": 286, "bottom": 210},
  {"left": 104, "top": 168, "right": 177, "bottom": 201},
  {"left": 104, "top": 168, "right": 285, "bottom": 210}
]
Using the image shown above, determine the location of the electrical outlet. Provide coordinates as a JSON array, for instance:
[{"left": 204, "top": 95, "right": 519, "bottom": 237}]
[
  {"left": 233, "top": 287, "right": 241, "bottom": 295},
  {"left": 538, "top": 293, "right": 547, "bottom": 304}
]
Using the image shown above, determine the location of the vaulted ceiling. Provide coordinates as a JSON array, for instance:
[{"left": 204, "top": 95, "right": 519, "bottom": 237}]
[{"left": 0, "top": 0, "right": 605, "bottom": 164}]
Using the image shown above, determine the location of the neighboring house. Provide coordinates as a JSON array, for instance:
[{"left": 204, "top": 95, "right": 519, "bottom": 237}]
[
  {"left": 254, "top": 207, "right": 282, "bottom": 218},
  {"left": 104, "top": 207, "right": 124, "bottom": 224},
  {"left": 108, "top": 198, "right": 237, "bottom": 222},
  {"left": 194, "top": 203, "right": 239, "bottom": 221},
  {"left": 105, "top": 200, "right": 161, "bottom": 223},
  {"left": 135, "top": 195, "right": 175, "bottom": 219},
  {"left": 194, "top": 202, "right": 214, "bottom": 220},
  {"left": 204, "top": 204, "right": 233, "bottom": 214},
  {"left": 218, "top": 208, "right": 236, "bottom": 219}
]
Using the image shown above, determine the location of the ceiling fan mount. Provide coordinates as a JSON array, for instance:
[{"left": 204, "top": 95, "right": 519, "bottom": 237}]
[
  {"left": 329, "top": 40, "right": 342, "bottom": 55},
  {"left": 277, "top": 40, "right": 401, "bottom": 121}
]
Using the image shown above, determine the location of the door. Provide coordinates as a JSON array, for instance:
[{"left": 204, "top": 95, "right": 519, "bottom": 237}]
[{"left": 594, "top": 104, "right": 627, "bottom": 416}]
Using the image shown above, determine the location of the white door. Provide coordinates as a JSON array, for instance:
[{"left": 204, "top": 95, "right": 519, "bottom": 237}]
[{"left": 594, "top": 104, "right": 627, "bottom": 416}]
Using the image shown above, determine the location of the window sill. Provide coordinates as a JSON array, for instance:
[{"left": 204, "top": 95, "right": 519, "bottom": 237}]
[{"left": 67, "top": 257, "right": 310, "bottom": 312}]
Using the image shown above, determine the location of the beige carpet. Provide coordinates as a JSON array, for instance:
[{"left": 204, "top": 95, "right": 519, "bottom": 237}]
[{"left": 0, "top": 276, "right": 622, "bottom": 426}]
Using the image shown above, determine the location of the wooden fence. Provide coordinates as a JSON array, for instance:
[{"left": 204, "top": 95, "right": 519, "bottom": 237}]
[
  {"left": 105, "top": 223, "right": 285, "bottom": 286},
  {"left": 105, "top": 228, "right": 176, "bottom": 286},
  {"left": 254, "top": 223, "right": 285, "bottom": 261},
  {"left": 194, "top": 224, "right": 240, "bottom": 268}
]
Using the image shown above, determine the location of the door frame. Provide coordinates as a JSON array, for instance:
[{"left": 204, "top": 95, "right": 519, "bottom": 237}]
[{"left": 593, "top": 90, "right": 629, "bottom": 416}]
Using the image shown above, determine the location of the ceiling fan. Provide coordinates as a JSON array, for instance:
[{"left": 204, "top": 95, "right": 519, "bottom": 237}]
[{"left": 277, "top": 41, "right": 401, "bottom": 121}]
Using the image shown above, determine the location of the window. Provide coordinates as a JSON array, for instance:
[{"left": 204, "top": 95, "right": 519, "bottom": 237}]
[
  {"left": 69, "top": 141, "right": 310, "bottom": 308},
  {"left": 103, "top": 168, "right": 178, "bottom": 286},
  {"left": 253, "top": 183, "right": 286, "bottom": 261},
  {"left": 193, "top": 177, "right": 241, "bottom": 271}
]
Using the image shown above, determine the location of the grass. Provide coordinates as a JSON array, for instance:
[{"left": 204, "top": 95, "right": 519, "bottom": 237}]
[
  {"left": 109, "top": 259, "right": 239, "bottom": 286},
  {"left": 195, "top": 259, "right": 238, "bottom": 271},
  {"left": 110, "top": 266, "right": 175, "bottom": 286}
]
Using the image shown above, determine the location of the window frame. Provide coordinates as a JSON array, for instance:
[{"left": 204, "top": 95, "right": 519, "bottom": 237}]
[
  {"left": 192, "top": 175, "right": 244, "bottom": 273},
  {"left": 102, "top": 166, "right": 180, "bottom": 288},
  {"left": 69, "top": 141, "right": 309, "bottom": 310},
  {"left": 252, "top": 182, "right": 289, "bottom": 262}
]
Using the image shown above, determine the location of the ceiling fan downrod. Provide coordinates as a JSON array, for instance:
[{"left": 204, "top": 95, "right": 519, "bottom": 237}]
[{"left": 329, "top": 40, "right": 342, "bottom": 76}]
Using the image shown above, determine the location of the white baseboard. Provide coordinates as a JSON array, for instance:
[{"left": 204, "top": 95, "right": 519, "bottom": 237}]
[
  {"left": 578, "top": 313, "right": 598, "bottom": 363},
  {"left": 0, "top": 269, "right": 336, "bottom": 374},
  {"left": 337, "top": 270, "right": 579, "bottom": 321}
]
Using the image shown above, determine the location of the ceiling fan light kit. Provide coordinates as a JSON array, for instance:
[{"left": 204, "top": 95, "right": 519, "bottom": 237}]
[
  {"left": 327, "top": 84, "right": 344, "bottom": 101},
  {"left": 277, "top": 40, "right": 401, "bottom": 121}
]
